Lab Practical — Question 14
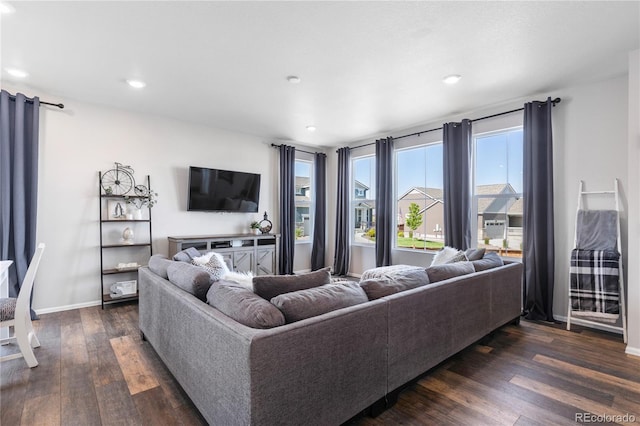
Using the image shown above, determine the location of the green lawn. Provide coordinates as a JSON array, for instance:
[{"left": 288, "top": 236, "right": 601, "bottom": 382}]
[{"left": 396, "top": 237, "right": 444, "bottom": 250}]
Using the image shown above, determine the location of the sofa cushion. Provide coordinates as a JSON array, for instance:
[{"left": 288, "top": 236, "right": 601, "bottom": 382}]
[
  {"left": 253, "top": 267, "right": 331, "bottom": 301},
  {"left": 270, "top": 282, "right": 368, "bottom": 323},
  {"left": 426, "top": 261, "right": 475, "bottom": 283},
  {"left": 464, "top": 248, "right": 486, "bottom": 261},
  {"left": 167, "top": 261, "right": 212, "bottom": 301},
  {"left": 148, "top": 254, "right": 172, "bottom": 279},
  {"left": 360, "top": 277, "right": 426, "bottom": 300},
  {"left": 472, "top": 251, "right": 504, "bottom": 272},
  {"left": 172, "top": 247, "right": 202, "bottom": 262},
  {"left": 360, "top": 265, "right": 430, "bottom": 300},
  {"left": 207, "top": 280, "right": 285, "bottom": 329}
]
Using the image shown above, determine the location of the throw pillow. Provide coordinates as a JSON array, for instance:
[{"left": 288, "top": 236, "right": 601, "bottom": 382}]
[
  {"left": 445, "top": 251, "right": 468, "bottom": 264},
  {"left": 253, "top": 267, "right": 331, "bottom": 301},
  {"left": 472, "top": 252, "right": 504, "bottom": 272},
  {"left": 148, "top": 254, "right": 173, "bottom": 279},
  {"left": 207, "top": 280, "right": 285, "bottom": 329},
  {"left": 359, "top": 265, "right": 430, "bottom": 300},
  {"left": 191, "top": 252, "right": 230, "bottom": 282},
  {"left": 430, "top": 246, "right": 461, "bottom": 266},
  {"left": 426, "top": 261, "right": 475, "bottom": 283},
  {"left": 270, "top": 282, "right": 368, "bottom": 323},
  {"left": 167, "top": 261, "right": 213, "bottom": 301},
  {"left": 464, "top": 248, "right": 486, "bottom": 261},
  {"left": 172, "top": 247, "right": 202, "bottom": 262}
]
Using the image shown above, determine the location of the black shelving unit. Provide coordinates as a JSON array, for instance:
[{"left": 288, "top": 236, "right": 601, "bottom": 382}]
[{"left": 98, "top": 172, "right": 153, "bottom": 308}]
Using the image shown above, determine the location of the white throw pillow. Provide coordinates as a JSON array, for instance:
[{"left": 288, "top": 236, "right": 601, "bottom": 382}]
[
  {"left": 222, "top": 271, "right": 254, "bottom": 291},
  {"left": 430, "top": 246, "right": 460, "bottom": 266},
  {"left": 192, "top": 252, "right": 230, "bottom": 282}
]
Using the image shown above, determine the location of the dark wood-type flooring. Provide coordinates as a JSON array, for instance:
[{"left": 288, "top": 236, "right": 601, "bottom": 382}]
[{"left": 1, "top": 303, "right": 639, "bottom": 425}]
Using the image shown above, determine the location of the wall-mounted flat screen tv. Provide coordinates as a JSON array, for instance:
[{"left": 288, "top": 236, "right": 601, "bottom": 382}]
[{"left": 188, "top": 166, "right": 260, "bottom": 212}]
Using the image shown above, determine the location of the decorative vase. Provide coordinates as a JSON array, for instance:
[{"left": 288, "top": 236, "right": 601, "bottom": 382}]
[
  {"left": 134, "top": 208, "right": 143, "bottom": 220},
  {"left": 122, "top": 227, "right": 134, "bottom": 244}
]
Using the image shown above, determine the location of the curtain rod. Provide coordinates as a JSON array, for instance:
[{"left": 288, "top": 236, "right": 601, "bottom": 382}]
[
  {"left": 270, "top": 143, "right": 319, "bottom": 156},
  {"left": 8, "top": 94, "right": 64, "bottom": 109},
  {"left": 342, "top": 97, "right": 561, "bottom": 152}
]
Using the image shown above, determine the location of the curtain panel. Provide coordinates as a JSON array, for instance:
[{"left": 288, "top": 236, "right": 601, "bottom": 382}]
[
  {"left": 310, "top": 153, "right": 326, "bottom": 271},
  {"left": 375, "top": 137, "right": 394, "bottom": 267},
  {"left": 333, "top": 147, "right": 351, "bottom": 275},
  {"left": 523, "top": 97, "right": 555, "bottom": 321},
  {"left": 442, "top": 119, "right": 472, "bottom": 250},
  {"left": 0, "top": 90, "right": 40, "bottom": 319},
  {"left": 278, "top": 145, "right": 296, "bottom": 274}
]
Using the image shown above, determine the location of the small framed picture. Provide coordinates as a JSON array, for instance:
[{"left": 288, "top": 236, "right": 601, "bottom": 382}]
[{"left": 107, "top": 200, "right": 127, "bottom": 220}]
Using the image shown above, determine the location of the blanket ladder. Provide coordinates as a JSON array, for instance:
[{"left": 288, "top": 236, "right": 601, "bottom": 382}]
[{"left": 566, "top": 179, "right": 627, "bottom": 343}]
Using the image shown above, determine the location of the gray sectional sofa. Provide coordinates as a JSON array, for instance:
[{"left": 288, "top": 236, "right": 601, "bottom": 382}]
[{"left": 138, "top": 256, "right": 522, "bottom": 426}]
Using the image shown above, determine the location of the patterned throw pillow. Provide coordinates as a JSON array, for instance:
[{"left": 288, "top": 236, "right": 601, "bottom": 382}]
[{"left": 192, "top": 252, "right": 230, "bottom": 282}]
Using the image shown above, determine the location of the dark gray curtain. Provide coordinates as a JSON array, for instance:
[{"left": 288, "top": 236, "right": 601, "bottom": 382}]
[
  {"left": 375, "top": 137, "right": 394, "bottom": 267},
  {"left": 523, "top": 97, "right": 555, "bottom": 321},
  {"left": 443, "top": 119, "right": 472, "bottom": 250},
  {"left": 333, "top": 147, "right": 350, "bottom": 275},
  {"left": 278, "top": 145, "right": 296, "bottom": 274},
  {"left": 310, "top": 153, "right": 326, "bottom": 271},
  {"left": 0, "top": 90, "right": 40, "bottom": 319}
]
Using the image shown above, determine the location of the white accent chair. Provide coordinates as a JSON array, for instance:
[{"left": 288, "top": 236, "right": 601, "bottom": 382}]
[{"left": 0, "top": 243, "right": 45, "bottom": 368}]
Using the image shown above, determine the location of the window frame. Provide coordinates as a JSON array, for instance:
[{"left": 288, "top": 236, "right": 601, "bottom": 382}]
[
  {"left": 471, "top": 126, "right": 524, "bottom": 255},
  {"left": 294, "top": 156, "right": 314, "bottom": 244}
]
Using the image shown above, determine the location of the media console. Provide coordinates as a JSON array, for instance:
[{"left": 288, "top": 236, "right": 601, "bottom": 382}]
[{"left": 168, "top": 233, "right": 280, "bottom": 275}]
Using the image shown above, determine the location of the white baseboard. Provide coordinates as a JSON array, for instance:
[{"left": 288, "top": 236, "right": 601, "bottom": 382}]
[
  {"left": 553, "top": 314, "right": 623, "bottom": 335},
  {"left": 625, "top": 346, "right": 640, "bottom": 357},
  {"left": 35, "top": 300, "right": 101, "bottom": 315}
]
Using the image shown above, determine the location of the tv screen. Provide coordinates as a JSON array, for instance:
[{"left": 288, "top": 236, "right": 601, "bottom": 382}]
[{"left": 188, "top": 166, "right": 260, "bottom": 212}]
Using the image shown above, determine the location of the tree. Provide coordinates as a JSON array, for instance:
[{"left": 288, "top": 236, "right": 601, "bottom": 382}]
[{"left": 405, "top": 202, "right": 423, "bottom": 248}]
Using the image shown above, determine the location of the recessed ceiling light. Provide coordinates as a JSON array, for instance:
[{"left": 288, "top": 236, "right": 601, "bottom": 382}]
[
  {"left": 5, "top": 68, "right": 28, "bottom": 78},
  {"left": 443, "top": 74, "right": 462, "bottom": 85},
  {"left": 306, "top": 125, "right": 316, "bottom": 132},
  {"left": 126, "top": 79, "right": 146, "bottom": 89},
  {"left": 0, "top": 2, "right": 16, "bottom": 14},
  {"left": 287, "top": 76, "right": 301, "bottom": 84}
]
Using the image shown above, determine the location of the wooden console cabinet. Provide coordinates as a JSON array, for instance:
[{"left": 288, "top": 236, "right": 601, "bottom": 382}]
[{"left": 168, "top": 233, "right": 280, "bottom": 275}]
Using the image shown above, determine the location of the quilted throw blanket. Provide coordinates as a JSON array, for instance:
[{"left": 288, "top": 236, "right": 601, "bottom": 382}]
[{"left": 570, "top": 249, "right": 620, "bottom": 323}]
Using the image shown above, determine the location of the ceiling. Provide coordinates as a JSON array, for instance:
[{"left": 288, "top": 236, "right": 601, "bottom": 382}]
[{"left": 1, "top": 1, "right": 638, "bottom": 147}]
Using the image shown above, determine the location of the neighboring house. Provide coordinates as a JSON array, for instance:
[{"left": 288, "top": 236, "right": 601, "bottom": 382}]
[
  {"left": 354, "top": 180, "right": 374, "bottom": 230},
  {"left": 475, "top": 183, "right": 522, "bottom": 241},
  {"left": 397, "top": 187, "right": 444, "bottom": 238}
]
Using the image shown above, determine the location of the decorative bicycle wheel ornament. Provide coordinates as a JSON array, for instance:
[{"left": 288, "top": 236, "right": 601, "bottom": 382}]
[{"left": 101, "top": 162, "right": 135, "bottom": 195}]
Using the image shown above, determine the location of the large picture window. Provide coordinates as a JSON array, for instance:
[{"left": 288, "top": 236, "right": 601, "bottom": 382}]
[
  {"left": 295, "top": 159, "right": 313, "bottom": 242},
  {"left": 395, "top": 143, "right": 445, "bottom": 250},
  {"left": 351, "top": 155, "right": 376, "bottom": 245},
  {"left": 473, "top": 127, "right": 523, "bottom": 257}
]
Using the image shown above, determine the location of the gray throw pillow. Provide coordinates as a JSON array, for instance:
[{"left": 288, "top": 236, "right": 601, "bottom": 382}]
[
  {"left": 464, "top": 248, "right": 486, "bottom": 261},
  {"left": 207, "top": 280, "right": 285, "bottom": 329},
  {"left": 148, "top": 254, "right": 173, "bottom": 279},
  {"left": 426, "top": 261, "right": 475, "bottom": 283},
  {"left": 270, "top": 282, "right": 368, "bottom": 323},
  {"left": 359, "top": 265, "right": 430, "bottom": 300},
  {"left": 172, "top": 247, "right": 202, "bottom": 262},
  {"left": 253, "top": 267, "right": 331, "bottom": 301},
  {"left": 472, "top": 252, "right": 504, "bottom": 272},
  {"left": 445, "top": 250, "right": 468, "bottom": 264},
  {"left": 167, "top": 261, "right": 213, "bottom": 301}
]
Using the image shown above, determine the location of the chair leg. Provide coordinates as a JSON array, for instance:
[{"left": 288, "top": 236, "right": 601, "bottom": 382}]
[
  {"left": 16, "top": 317, "right": 38, "bottom": 368},
  {"left": 26, "top": 321, "right": 40, "bottom": 348}
]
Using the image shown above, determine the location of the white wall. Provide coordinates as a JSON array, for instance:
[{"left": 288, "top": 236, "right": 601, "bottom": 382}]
[{"left": 4, "top": 84, "right": 293, "bottom": 312}]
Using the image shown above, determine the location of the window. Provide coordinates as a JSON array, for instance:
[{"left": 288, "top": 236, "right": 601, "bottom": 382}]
[
  {"left": 395, "top": 143, "right": 445, "bottom": 251},
  {"left": 351, "top": 155, "right": 376, "bottom": 245},
  {"left": 473, "top": 127, "right": 523, "bottom": 257},
  {"left": 295, "top": 159, "right": 313, "bottom": 242}
]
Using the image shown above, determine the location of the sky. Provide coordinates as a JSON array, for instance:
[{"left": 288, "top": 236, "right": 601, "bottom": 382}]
[{"left": 353, "top": 128, "right": 524, "bottom": 197}]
